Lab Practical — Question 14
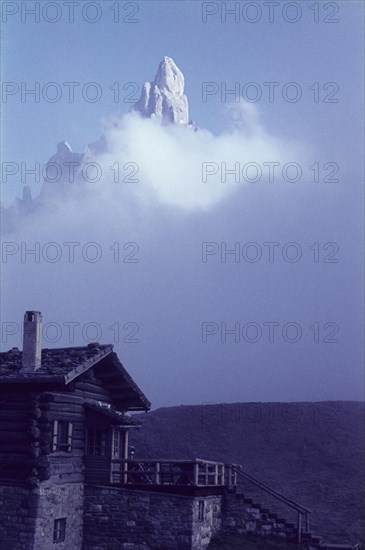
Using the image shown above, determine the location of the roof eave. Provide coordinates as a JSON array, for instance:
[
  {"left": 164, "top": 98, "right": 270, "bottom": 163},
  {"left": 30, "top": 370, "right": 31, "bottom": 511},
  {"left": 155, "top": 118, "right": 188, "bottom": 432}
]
[
  {"left": 63, "top": 345, "right": 114, "bottom": 384},
  {"left": 110, "top": 353, "right": 151, "bottom": 412}
]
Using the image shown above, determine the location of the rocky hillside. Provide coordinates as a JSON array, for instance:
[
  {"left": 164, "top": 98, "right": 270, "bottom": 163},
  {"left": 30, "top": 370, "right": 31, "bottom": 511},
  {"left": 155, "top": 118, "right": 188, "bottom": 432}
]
[{"left": 130, "top": 401, "right": 364, "bottom": 546}]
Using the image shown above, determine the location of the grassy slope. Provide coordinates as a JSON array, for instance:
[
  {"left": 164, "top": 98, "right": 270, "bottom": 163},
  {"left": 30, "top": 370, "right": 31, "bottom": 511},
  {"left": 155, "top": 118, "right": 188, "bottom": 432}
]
[{"left": 130, "top": 402, "right": 364, "bottom": 545}]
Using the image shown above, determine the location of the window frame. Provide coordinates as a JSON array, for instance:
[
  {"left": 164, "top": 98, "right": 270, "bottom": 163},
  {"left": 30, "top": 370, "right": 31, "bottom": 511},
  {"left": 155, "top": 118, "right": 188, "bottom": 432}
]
[
  {"left": 86, "top": 428, "right": 107, "bottom": 456},
  {"left": 53, "top": 517, "right": 66, "bottom": 543},
  {"left": 52, "top": 420, "right": 73, "bottom": 453},
  {"left": 112, "top": 428, "right": 125, "bottom": 459}
]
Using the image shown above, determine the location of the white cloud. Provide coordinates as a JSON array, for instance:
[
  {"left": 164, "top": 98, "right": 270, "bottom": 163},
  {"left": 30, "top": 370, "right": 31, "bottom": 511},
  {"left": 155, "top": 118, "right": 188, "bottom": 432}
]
[{"left": 91, "top": 103, "right": 306, "bottom": 211}]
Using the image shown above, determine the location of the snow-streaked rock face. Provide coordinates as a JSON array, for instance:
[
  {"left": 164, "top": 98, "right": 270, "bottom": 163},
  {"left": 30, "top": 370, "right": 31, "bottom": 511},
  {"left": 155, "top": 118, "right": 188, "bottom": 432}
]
[
  {"left": 154, "top": 56, "right": 185, "bottom": 95},
  {"left": 132, "top": 57, "right": 189, "bottom": 125},
  {"left": 2, "top": 57, "right": 196, "bottom": 226},
  {"left": 43, "top": 140, "right": 84, "bottom": 187}
]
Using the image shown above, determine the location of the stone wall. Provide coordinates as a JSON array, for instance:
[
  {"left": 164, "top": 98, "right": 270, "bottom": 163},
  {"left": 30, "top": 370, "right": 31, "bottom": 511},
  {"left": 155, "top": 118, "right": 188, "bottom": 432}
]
[
  {"left": 84, "top": 486, "right": 223, "bottom": 550},
  {"left": 33, "top": 482, "right": 84, "bottom": 550},
  {"left": 1, "top": 483, "right": 305, "bottom": 550},
  {"left": 191, "top": 495, "right": 222, "bottom": 548},
  {"left": 0, "top": 485, "right": 37, "bottom": 550}
]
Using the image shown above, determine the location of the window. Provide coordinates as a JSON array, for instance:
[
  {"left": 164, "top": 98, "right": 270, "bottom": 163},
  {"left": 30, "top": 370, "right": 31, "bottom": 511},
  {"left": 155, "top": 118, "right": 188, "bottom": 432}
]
[
  {"left": 198, "top": 500, "right": 205, "bottom": 521},
  {"left": 112, "top": 429, "right": 122, "bottom": 459},
  {"left": 52, "top": 420, "right": 73, "bottom": 452},
  {"left": 53, "top": 518, "right": 66, "bottom": 543},
  {"left": 86, "top": 429, "right": 107, "bottom": 456}
]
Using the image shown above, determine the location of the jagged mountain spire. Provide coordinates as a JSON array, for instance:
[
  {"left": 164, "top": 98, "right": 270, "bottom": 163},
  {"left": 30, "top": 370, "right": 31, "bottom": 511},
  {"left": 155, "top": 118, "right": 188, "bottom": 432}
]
[{"left": 132, "top": 56, "right": 189, "bottom": 125}]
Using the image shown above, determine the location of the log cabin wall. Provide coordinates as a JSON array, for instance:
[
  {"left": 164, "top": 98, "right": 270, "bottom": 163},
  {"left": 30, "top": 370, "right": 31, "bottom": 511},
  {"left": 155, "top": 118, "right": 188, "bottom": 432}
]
[
  {"left": 73, "top": 368, "right": 114, "bottom": 403},
  {"left": 39, "top": 390, "right": 85, "bottom": 484},
  {"left": 0, "top": 368, "right": 127, "bottom": 485},
  {"left": 38, "top": 369, "right": 116, "bottom": 484},
  {"left": 0, "top": 385, "right": 88, "bottom": 485},
  {"left": 0, "top": 388, "right": 33, "bottom": 483},
  {"left": 83, "top": 410, "right": 113, "bottom": 485},
  {"left": 75, "top": 369, "right": 115, "bottom": 485}
]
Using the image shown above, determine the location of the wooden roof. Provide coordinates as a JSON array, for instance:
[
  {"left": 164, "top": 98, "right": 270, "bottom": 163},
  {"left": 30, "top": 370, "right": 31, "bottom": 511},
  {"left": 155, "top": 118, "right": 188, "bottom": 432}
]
[
  {"left": 84, "top": 401, "right": 142, "bottom": 426},
  {"left": 0, "top": 343, "right": 151, "bottom": 412}
]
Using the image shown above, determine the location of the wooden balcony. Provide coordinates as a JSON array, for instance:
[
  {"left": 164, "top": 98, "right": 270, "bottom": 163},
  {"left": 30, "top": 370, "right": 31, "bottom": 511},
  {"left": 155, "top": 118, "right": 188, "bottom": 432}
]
[{"left": 110, "top": 458, "right": 238, "bottom": 488}]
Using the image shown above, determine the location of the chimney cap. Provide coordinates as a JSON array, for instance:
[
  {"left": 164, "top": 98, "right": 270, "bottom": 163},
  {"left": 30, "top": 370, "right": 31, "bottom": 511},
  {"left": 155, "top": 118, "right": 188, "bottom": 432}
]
[{"left": 24, "top": 310, "right": 42, "bottom": 320}]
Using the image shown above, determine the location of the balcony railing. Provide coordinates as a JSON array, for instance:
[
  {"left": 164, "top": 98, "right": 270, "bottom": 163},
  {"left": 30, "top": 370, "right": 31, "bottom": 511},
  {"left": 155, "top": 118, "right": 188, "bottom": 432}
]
[{"left": 110, "top": 458, "right": 231, "bottom": 487}]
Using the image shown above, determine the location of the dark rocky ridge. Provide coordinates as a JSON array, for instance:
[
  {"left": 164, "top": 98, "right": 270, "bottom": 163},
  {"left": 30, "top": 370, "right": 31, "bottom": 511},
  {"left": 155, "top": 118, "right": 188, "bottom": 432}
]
[{"left": 130, "top": 401, "right": 365, "bottom": 546}]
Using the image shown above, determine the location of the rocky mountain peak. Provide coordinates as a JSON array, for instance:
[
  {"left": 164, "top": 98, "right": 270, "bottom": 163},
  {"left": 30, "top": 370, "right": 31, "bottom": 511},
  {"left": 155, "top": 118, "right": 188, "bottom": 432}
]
[
  {"left": 57, "top": 141, "right": 73, "bottom": 155},
  {"left": 132, "top": 57, "right": 189, "bottom": 125},
  {"left": 154, "top": 56, "right": 185, "bottom": 96}
]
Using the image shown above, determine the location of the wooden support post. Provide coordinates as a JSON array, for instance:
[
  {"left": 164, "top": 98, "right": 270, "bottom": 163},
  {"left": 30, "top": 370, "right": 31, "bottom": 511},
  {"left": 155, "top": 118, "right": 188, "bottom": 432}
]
[
  {"left": 109, "top": 459, "right": 114, "bottom": 484},
  {"left": 123, "top": 430, "right": 129, "bottom": 484},
  {"left": 297, "top": 511, "right": 302, "bottom": 545},
  {"left": 305, "top": 512, "right": 309, "bottom": 532},
  {"left": 123, "top": 430, "right": 129, "bottom": 459},
  {"left": 194, "top": 462, "right": 199, "bottom": 486},
  {"left": 227, "top": 465, "right": 236, "bottom": 486},
  {"left": 155, "top": 462, "right": 160, "bottom": 485}
]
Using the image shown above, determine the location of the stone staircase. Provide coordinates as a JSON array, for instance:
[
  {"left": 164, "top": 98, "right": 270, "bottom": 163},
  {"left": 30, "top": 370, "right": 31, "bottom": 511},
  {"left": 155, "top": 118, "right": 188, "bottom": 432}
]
[{"left": 223, "top": 486, "right": 360, "bottom": 549}]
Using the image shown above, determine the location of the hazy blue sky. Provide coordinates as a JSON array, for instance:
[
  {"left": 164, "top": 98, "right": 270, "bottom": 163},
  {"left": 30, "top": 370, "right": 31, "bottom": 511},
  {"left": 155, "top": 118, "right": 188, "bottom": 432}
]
[
  {"left": 1, "top": 1, "right": 364, "bottom": 407},
  {"left": 2, "top": 0, "right": 363, "bottom": 197}
]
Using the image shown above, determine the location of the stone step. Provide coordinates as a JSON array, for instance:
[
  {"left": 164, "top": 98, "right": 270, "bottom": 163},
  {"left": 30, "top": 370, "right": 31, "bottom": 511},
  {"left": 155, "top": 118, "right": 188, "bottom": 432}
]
[
  {"left": 301, "top": 531, "right": 315, "bottom": 539},
  {"left": 275, "top": 517, "right": 286, "bottom": 523},
  {"left": 319, "top": 544, "right": 360, "bottom": 550},
  {"left": 287, "top": 533, "right": 321, "bottom": 545},
  {"left": 230, "top": 490, "right": 358, "bottom": 550},
  {"left": 310, "top": 535, "right": 324, "bottom": 544},
  {"left": 286, "top": 536, "right": 303, "bottom": 544}
]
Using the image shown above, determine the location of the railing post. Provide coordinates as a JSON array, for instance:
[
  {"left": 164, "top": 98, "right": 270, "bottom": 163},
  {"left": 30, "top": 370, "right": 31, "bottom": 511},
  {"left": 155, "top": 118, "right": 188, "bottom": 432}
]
[
  {"left": 123, "top": 460, "right": 128, "bottom": 485},
  {"left": 155, "top": 461, "right": 160, "bottom": 485},
  {"left": 110, "top": 460, "right": 114, "bottom": 484},
  {"left": 194, "top": 462, "right": 199, "bottom": 486},
  {"left": 305, "top": 512, "right": 309, "bottom": 532},
  {"left": 227, "top": 465, "right": 237, "bottom": 487},
  {"left": 297, "top": 511, "right": 302, "bottom": 545}
]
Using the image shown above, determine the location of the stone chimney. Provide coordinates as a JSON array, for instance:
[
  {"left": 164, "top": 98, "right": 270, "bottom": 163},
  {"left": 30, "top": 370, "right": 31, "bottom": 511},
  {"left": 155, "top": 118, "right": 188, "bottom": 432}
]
[{"left": 21, "top": 311, "right": 42, "bottom": 372}]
